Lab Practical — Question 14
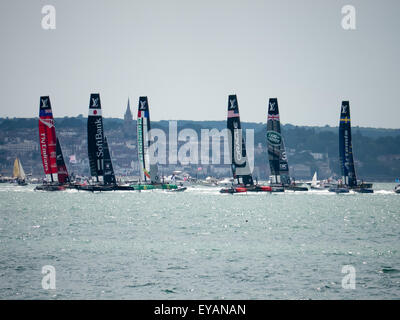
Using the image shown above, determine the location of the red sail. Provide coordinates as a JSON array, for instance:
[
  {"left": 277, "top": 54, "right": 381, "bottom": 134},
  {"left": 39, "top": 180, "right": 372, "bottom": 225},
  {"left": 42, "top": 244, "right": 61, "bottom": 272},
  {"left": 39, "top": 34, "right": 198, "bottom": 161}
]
[{"left": 39, "top": 96, "right": 58, "bottom": 180}]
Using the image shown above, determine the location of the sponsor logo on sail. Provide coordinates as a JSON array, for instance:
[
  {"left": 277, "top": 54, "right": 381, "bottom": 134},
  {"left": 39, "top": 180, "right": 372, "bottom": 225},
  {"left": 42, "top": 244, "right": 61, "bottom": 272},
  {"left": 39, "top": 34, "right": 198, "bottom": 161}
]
[
  {"left": 341, "top": 105, "right": 347, "bottom": 114},
  {"left": 140, "top": 100, "right": 147, "bottom": 110},
  {"left": 232, "top": 122, "right": 243, "bottom": 162},
  {"left": 40, "top": 133, "right": 49, "bottom": 172},
  {"left": 41, "top": 98, "right": 49, "bottom": 108},
  {"left": 267, "top": 131, "right": 281, "bottom": 146},
  {"left": 269, "top": 101, "right": 276, "bottom": 112},
  {"left": 92, "top": 97, "right": 99, "bottom": 107},
  {"left": 229, "top": 98, "right": 236, "bottom": 109},
  {"left": 94, "top": 118, "right": 104, "bottom": 161}
]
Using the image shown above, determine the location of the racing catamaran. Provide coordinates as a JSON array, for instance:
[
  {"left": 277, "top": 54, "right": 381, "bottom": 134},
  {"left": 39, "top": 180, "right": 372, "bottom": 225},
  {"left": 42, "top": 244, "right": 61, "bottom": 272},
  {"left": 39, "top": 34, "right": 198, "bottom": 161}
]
[
  {"left": 220, "top": 94, "right": 271, "bottom": 193},
  {"left": 77, "top": 93, "right": 118, "bottom": 191},
  {"left": 130, "top": 96, "right": 184, "bottom": 191},
  {"left": 266, "top": 98, "right": 307, "bottom": 191},
  {"left": 329, "top": 101, "right": 373, "bottom": 193},
  {"left": 35, "top": 96, "right": 70, "bottom": 191}
]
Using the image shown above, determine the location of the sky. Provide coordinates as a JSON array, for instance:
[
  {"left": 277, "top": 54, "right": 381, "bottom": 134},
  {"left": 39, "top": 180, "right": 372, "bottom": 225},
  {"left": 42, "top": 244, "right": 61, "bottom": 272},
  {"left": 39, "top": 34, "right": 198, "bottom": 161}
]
[{"left": 0, "top": 0, "right": 399, "bottom": 128}]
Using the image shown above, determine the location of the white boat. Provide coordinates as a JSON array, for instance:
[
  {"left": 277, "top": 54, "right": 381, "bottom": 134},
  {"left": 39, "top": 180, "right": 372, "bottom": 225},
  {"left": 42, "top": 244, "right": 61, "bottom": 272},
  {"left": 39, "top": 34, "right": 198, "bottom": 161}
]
[
  {"left": 218, "top": 177, "right": 234, "bottom": 187},
  {"left": 310, "top": 171, "right": 324, "bottom": 190}
]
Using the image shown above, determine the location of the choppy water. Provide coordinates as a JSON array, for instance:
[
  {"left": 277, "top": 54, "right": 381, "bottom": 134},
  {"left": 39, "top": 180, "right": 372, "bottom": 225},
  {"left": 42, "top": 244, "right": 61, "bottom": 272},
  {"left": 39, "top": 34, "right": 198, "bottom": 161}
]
[{"left": 0, "top": 183, "right": 399, "bottom": 299}]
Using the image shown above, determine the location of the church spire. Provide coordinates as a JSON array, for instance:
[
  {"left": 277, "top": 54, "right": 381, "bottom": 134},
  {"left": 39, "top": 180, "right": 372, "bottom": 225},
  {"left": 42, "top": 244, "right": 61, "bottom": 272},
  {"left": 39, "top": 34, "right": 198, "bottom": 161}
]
[
  {"left": 124, "top": 98, "right": 132, "bottom": 121},
  {"left": 123, "top": 97, "right": 134, "bottom": 138}
]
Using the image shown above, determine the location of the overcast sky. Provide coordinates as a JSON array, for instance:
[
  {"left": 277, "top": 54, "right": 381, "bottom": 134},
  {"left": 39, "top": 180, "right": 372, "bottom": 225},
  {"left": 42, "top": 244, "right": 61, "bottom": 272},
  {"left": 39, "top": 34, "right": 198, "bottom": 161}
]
[{"left": 0, "top": 0, "right": 399, "bottom": 128}]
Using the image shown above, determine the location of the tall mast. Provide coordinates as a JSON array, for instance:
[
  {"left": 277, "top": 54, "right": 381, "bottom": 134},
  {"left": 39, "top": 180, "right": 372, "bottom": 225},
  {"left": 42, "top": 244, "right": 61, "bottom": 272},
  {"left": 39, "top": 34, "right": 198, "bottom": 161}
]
[{"left": 227, "top": 94, "right": 253, "bottom": 186}]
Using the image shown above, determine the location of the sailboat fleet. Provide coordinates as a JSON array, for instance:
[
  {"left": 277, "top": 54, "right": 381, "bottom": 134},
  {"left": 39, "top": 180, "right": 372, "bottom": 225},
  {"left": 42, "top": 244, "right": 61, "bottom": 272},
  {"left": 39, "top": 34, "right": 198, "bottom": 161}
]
[{"left": 6, "top": 93, "right": 393, "bottom": 194}]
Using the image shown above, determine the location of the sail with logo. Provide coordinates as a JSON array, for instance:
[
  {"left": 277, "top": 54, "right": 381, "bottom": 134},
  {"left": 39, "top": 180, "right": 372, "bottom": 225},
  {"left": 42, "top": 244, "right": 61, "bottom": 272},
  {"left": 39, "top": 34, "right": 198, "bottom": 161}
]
[
  {"left": 84, "top": 93, "right": 119, "bottom": 190},
  {"left": 35, "top": 96, "right": 70, "bottom": 191},
  {"left": 130, "top": 96, "right": 180, "bottom": 191},
  {"left": 279, "top": 138, "right": 290, "bottom": 185},
  {"left": 87, "top": 93, "right": 105, "bottom": 182},
  {"left": 339, "top": 101, "right": 356, "bottom": 187},
  {"left": 329, "top": 101, "right": 373, "bottom": 193},
  {"left": 38, "top": 96, "right": 58, "bottom": 183},
  {"left": 266, "top": 98, "right": 307, "bottom": 191},
  {"left": 266, "top": 98, "right": 282, "bottom": 185},
  {"left": 220, "top": 95, "right": 271, "bottom": 193},
  {"left": 227, "top": 94, "right": 253, "bottom": 186},
  {"left": 136, "top": 96, "right": 154, "bottom": 183}
]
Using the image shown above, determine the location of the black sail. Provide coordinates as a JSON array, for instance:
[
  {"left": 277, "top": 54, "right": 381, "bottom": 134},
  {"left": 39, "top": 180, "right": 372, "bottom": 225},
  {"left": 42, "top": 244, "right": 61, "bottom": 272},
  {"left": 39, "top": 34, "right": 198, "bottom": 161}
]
[
  {"left": 279, "top": 138, "right": 291, "bottom": 185},
  {"left": 56, "top": 138, "right": 69, "bottom": 184},
  {"left": 87, "top": 93, "right": 104, "bottom": 180},
  {"left": 266, "top": 98, "right": 283, "bottom": 184},
  {"left": 103, "top": 136, "right": 116, "bottom": 185},
  {"left": 227, "top": 95, "right": 253, "bottom": 186},
  {"left": 339, "top": 101, "right": 357, "bottom": 187}
]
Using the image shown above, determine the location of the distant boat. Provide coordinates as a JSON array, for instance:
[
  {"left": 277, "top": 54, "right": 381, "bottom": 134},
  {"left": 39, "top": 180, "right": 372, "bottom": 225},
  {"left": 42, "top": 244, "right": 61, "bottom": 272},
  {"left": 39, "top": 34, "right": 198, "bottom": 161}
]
[
  {"left": 329, "top": 101, "right": 373, "bottom": 194},
  {"left": 220, "top": 95, "right": 271, "bottom": 194},
  {"left": 12, "top": 157, "right": 27, "bottom": 185},
  {"left": 266, "top": 98, "right": 307, "bottom": 192},
  {"left": 35, "top": 96, "right": 68, "bottom": 191},
  {"left": 309, "top": 171, "right": 325, "bottom": 190},
  {"left": 131, "top": 96, "right": 183, "bottom": 191}
]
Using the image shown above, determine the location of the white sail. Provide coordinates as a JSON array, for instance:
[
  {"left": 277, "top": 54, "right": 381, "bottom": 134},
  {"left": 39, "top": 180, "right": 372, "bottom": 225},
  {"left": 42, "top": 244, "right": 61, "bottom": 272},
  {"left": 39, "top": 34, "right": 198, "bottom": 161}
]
[
  {"left": 311, "top": 171, "right": 317, "bottom": 186},
  {"left": 18, "top": 159, "right": 26, "bottom": 180}
]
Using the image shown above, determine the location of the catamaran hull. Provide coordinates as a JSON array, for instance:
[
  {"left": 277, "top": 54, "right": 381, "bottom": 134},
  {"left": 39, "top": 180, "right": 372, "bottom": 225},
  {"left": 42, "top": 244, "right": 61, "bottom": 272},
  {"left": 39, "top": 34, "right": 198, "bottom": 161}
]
[
  {"left": 328, "top": 187, "right": 350, "bottom": 193},
  {"left": 284, "top": 185, "right": 309, "bottom": 192},
  {"left": 220, "top": 185, "right": 272, "bottom": 193},
  {"left": 35, "top": 184, "right": 66, "bottom": 191},
  {"left": 75, "top": 185, "right": 115, "bottom": 192},
  {"left": 129, "top": 184, "right": 179, "bottom": 191},
  {"left": 352, "top": 188, "right": 374, "bottom": 193}
]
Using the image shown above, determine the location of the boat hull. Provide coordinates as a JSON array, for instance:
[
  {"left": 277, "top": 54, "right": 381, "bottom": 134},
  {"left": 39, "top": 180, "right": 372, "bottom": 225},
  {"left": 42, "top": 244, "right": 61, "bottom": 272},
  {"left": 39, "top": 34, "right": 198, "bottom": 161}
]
[
  {"left": 75, "top": 185, "right": 115, "bottom": 192},
  {"left": 35, "top": 184, "right": 66, "bottom": 191},
  {"left": 284, "top": 185, "right": 309, "bottom": 192},
  {"left": 328, "top": 187, "right": 349, "bottom": 193},
  {"left": 219, "top": 185, "right": 272, "bottom": 193},
  {"left": 129, "top": 184, "right": 178, "bottom": 190},
  {"left": 352, "top": 187, "right": 374, "bottom": 194}
]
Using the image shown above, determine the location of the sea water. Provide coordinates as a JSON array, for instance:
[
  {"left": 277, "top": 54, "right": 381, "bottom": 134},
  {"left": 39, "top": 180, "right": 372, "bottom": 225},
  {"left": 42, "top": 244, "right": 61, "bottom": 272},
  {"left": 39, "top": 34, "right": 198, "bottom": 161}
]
[{"left": 0, "top": 183, "right": 399, "bottom": 299}]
